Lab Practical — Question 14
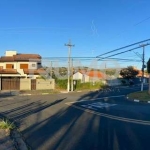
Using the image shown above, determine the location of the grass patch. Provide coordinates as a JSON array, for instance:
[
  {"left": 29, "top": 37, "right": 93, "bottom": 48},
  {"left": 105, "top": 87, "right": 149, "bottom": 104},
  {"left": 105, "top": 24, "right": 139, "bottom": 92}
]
[
  {"left": 0, "top": 119, "right": 16, "bottom": 130},
  {"left": 128, "top": 91, "right": 150, "bottom": 101}
]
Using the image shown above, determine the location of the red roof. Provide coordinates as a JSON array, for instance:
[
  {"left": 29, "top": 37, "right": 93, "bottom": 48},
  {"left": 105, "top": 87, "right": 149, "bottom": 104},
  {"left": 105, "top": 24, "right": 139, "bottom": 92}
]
[
  {"left": 0, "top": 56, "right": 14, "bottom": 62},
  {"left": 0, "top": 54, "right": 41, "bottom": 62},
  {"left": 14, "top": 54, "right": 41, "bottom": 61},
  {"left": 23, "top": 68, "right": 46, "bottom": 75},
  {"left": 78, "top": 70, "right": 105, "bottom": 79},
  {"left": 86, "top": 71, "right": 105, "bottom": 78},
  {"left": 0, "top": 69, "right": 19, "bottom": 74}
]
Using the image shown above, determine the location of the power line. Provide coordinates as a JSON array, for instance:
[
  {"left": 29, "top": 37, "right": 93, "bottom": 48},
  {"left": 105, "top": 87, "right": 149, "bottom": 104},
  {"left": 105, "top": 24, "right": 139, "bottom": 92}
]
[
  {"left": 134, "top": 16, "right": 150, "bottom": 27},
  {"left": 98, "top": 44, "right": 150, "bottom": 61},
  {"left": 42, "top": 56, "right": 140, "bottom": 61},
  {"left": 96, "top": 39, "right": 150, "bottom": 58}
]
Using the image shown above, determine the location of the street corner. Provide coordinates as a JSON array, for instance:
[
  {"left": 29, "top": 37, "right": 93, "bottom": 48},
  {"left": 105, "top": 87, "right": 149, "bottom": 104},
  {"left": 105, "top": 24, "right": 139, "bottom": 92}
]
[
  {"left": 126, "top": 95, "right": 150, "bottom": 104},
  {"left": 65, "top": 95, "right": 124, "bottom": 113}
]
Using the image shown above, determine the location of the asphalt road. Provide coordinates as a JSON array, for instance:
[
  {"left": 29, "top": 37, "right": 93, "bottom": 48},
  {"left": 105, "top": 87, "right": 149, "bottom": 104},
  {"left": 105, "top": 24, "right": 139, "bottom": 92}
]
[{"left": 0, "top": 85, "right": 150, "bottom": 150}]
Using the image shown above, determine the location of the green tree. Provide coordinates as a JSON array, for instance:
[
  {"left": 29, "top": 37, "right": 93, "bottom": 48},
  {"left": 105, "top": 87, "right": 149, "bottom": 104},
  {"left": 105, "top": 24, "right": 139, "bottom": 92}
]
[
  {"left": 147, "top": 59, "right": 150, "bottom": 94},
  {"left": 120, "top": 66, "right": 139, "bottom": 79},
  {"left": 105, "top": 69, "right": 116, "bottom": 76}
]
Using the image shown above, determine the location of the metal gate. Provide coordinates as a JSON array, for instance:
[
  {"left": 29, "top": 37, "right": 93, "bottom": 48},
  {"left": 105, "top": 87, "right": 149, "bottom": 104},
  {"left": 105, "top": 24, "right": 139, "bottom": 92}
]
[
  {"left": 31, "top": 79, "right": 36, "bottom": 90},
  {"left": 1, "top": 77, "right": 20, "bottom": 90}
]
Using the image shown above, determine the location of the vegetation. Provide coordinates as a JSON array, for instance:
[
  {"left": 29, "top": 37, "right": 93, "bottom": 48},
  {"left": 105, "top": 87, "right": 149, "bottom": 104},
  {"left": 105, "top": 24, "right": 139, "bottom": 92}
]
[
  {"left": 75, "top": 81, "right": 106, "bottom": 90},
  {"left": 55, "top": 79, "right": 106, "bottom": 90},
  {"left": 105, "top": 69, "right": 117, "bottom": 76},
  {"left": 120, "top": 66, "right": 139, "bottom": 79},
  {"left": 55, "top": 79, "right": 68, "bottom": 89},
  {"left": 128, "top": 91, "right": 150, "bottom": 101},
  {"left": 0, "top": 119, "right": 16, "bottom": 130}
]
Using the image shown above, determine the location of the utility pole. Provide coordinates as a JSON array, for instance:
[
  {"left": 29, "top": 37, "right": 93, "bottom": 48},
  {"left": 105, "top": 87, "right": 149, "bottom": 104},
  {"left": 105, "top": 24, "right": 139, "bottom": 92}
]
[
  {"left": 50, "top": 61, "right": 53, "bottom": 79},
  {"left": 65, "top": 40, "right": 74, "bottom": 92},
  {"left": 71, "top": 59, "right": 74, "bottom": 91},
  {"left": 140, "top": 44, "right": 148, "bottom": 91}
]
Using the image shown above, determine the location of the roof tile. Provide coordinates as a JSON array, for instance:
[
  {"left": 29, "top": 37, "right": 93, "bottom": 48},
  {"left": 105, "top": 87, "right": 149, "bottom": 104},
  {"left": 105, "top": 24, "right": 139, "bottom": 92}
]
[{"left": 0, "top": 69, "right": 18, "bottom": 74}]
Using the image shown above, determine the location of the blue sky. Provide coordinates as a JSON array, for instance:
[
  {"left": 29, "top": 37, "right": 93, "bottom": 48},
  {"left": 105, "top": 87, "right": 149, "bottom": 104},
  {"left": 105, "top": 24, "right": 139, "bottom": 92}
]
[{"left": 0, "top": 0, "right": 150, "bottom": 68}]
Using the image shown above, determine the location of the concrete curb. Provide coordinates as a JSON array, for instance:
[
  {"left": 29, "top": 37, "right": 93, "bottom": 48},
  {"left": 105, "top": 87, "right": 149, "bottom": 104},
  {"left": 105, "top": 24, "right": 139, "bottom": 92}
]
[
  {"left": 1, "top": 89, "right": 103, "bottom": 97},
  {"left": 42, "top": 93, "right": 49, "bottom": 95},
  {"left": 18, "top": 90, "right": 93, "bottom": 96},
  {"left": 126, "top": 96, "right": 150, "bottom": 104},
  {"left": 11, "top": 129, "right": 29, "bottom": 150},
  {"left": 0, "top": 116, "right": 29, "bottom": 150},
  {"left": 19, "top": 94, "right": 32, "bottom": 96}
]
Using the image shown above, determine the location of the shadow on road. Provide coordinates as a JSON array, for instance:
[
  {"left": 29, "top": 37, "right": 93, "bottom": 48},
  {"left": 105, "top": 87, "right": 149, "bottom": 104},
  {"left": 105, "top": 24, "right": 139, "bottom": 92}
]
[
  {"left": 1, "top": 98, "right": 66, "bottom": 125},
  {"left": 0, "top": 91, "right": 16, "bottom": 98},
  {"left": 1, "top": 88, "right": 150, "bottom": 150}
]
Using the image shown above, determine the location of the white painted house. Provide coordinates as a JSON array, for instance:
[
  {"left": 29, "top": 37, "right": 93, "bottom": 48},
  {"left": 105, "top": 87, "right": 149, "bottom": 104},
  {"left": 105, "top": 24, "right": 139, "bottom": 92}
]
[{"left": 73, "top": 72, "right": 90, "bottom": 83}]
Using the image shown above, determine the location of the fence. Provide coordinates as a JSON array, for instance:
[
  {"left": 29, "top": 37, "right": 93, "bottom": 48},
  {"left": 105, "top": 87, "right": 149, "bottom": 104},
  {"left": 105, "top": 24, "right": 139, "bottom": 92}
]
[
  {"left": 0, "top": 78, "right": 55, "bottom": 90},
  {"left": 1, "top": 77, "right": 20, "bottom": 90}
]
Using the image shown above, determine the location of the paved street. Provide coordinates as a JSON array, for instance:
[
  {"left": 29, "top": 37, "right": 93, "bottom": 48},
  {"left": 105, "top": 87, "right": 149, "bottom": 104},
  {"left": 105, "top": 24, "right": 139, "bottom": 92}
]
[{"left": 0, "top": 85, "right": 150, "bottom": 150}]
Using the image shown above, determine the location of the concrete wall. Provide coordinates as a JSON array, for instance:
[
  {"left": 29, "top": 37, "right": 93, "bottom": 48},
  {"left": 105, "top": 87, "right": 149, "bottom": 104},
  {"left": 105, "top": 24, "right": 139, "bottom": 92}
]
[
  {"left": 20, "top": 79, "right": 31, "bottom": 90},
  {"left": 2, "top": 78, "right": 55, "bottom": 91},
  {"left": 36, "top": 79, "right": 55, "bottom": 90},
  {"left": 5, "top": 51, "right": 17, "bottom": 56}
]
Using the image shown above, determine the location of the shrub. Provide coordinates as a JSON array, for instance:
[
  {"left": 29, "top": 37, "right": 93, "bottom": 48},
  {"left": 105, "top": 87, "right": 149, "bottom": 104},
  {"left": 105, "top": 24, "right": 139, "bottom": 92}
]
[
  {"left": 75, "top": 80, "right": 106, "bottom": 90},
  {"left": 0, "top": 119, "right": 16, "bottom": 130},
  {"left": 55, "top": 79, "right": 106, "bottom": 90},
  {"left": 55, "top": 79, "right": 68, "bottom": 89}
]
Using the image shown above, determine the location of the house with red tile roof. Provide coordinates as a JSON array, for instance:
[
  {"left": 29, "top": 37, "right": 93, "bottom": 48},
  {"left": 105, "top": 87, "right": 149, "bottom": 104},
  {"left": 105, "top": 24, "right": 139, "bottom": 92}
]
[
  {"left": 73, "top": 70, "right": 106, "bottom": 82},
  {"left": 0, "top": 50, "right": 46, "bottom": 79}
]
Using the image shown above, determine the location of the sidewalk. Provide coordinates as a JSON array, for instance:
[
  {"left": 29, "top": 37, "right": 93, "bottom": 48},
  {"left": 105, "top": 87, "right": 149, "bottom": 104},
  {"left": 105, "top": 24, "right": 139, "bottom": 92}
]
[
  {"left": 0, "top": 129, "right": 15, "bottom": 150},
  {"left": 0, "top": 117, "right": 28, "bottom": 150}
]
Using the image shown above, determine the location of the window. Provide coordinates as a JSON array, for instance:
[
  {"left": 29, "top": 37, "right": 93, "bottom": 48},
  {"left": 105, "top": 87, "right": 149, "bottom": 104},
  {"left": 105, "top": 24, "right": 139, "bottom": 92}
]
[
  {"left": 37, "top": 62, "right": 41, "bottom": 67},
  {"left": 37, "top": 62, "right": 41, "bottom": 65},
  {"left": 32, "top": 64, "right": 36, "bottom": 67},
  {"left": 20, "top": 64, "right": 28, "bottom": 69},
  {"left": 6, "top": 64, "right": 14, "bottom": 69}
]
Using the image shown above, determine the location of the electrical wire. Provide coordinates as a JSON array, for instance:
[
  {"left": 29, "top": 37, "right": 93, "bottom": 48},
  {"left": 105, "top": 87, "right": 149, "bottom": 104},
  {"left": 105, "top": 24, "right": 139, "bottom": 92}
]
[{"left": 96, "top": 39, "right": 150, "bottom": 58}]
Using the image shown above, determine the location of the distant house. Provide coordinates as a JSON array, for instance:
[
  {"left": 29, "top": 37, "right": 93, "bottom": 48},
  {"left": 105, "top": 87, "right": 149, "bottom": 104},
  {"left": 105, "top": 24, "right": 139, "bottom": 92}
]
[
  {"left": 0, "top": 50, "right": 46, "bottom": 79},
  {"left": 73, "top": 71, "right": 90, "bottom": 83},
  {"left": 73, "top": 70, "right": 106, "bottom": 82},
  {"left": 136, "top": 70, "right": 148, "bottom": 78},
  {"left": 86, "top": 70, "right": 105, "bottom": 82}
]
